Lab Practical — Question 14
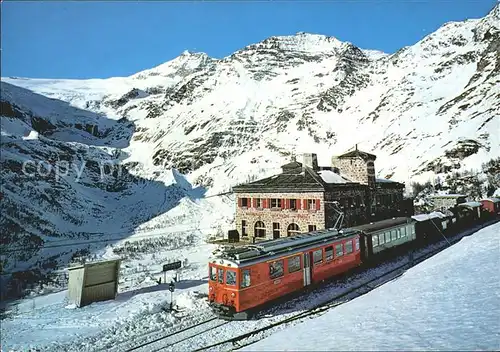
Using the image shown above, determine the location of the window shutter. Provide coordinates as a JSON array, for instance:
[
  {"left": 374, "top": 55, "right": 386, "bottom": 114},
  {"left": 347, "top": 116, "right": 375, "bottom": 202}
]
[
  {"left": 286, "top": 199, "right": 290, "bottom": 209},
  {"left": 252, "top": 198, "right": 255, "bottom": 208},
  {"left": 282, "top": 198, "right": 286, "bottom": 209},
  {"left": 263, "top": 198, "right": 267, "bottom": 208},
  {"left": 268, "top": 198, "right": 271, "bottom": 208},
  {"left": 238, "top": 198, "right": 242, "bottom": 207},
  {"left": 247, "top": 198, "right": 251, "bottom": 207},
  {"left": 303, "top": 199, "right": 308, "bottom": 210},
  {"left": 316, "top": 199, "right": 321, "bottom": 210}
]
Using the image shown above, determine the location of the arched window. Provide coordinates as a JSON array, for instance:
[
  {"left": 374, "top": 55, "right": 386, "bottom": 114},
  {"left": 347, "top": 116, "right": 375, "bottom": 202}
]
[
  {"left": 287, "top": 223, "right": 300, "bottom": 236},
  {"left": 254, "top": 221, "right": 266, "bottom": 238}
]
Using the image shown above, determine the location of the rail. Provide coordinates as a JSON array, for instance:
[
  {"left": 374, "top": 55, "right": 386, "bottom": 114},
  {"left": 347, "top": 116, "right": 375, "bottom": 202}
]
[
  {"left": 192, "top": 219, "right": 498, "bottom": 351},
  {"left": 118, "top": 316, "right": 227, "bottom": 352}
]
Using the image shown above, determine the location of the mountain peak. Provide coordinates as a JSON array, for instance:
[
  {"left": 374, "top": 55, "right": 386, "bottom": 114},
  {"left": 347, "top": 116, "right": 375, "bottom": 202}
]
[
  {"left": 238, "top": 32, "right": 346, "bottom": 56},
  {"left": 180, "top": 50, "right": 208, "bottom": 57},
  {"left": 488, "top": 3, "right": 500, "bottom": 19}
]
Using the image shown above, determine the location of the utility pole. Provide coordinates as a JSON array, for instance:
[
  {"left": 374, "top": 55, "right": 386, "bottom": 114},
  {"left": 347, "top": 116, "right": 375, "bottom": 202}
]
[{"left": 169, "top": 280, "right": 175, "bottom": 312}]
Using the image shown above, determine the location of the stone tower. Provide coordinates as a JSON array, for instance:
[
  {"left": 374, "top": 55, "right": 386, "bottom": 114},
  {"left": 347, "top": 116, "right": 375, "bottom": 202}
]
[{"left": 332, "top": 146, "right": 376, "bottom": 188}]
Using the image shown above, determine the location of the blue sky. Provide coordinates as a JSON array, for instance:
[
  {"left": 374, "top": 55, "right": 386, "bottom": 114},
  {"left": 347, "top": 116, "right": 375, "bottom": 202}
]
[{"left": 2, "top": 0, "right": 497, "bottom": 79}]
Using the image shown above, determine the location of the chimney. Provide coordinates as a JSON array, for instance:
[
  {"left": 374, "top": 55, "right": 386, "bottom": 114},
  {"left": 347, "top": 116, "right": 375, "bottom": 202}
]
[{"left": 302, "top": 153, "right": 318, "bottom": 171}]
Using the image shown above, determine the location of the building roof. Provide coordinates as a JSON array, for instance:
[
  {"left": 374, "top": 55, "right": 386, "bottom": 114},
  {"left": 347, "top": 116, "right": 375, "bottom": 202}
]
[
  {"left": 233, "top": 160, "right": 405, "bottom": 193},
  {"left": 376, "top": 178, "right": 397, "bottom": 184},
  {"left": 337, "top": 149, "right": 377, "bottom": 161},
  {"left": 317, "top": 170, "right": 352, "bottom": 184},
  {"left": 376, "top": 178, "right": 405, "bottom": 188},
  {"left": 232, "top": 166, "right": 362, "bottom": 193},
  {"left": 431, "top": 194, "right": 467, "bottom": 199},
  {"left": 281, "top": 161, "right": 303, "bottom": 170}
]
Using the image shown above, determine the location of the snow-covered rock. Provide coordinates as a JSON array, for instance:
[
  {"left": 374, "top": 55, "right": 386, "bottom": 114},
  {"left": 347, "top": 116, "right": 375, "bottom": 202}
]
[{"left": 1, "top": 4, "right": 499, "bottom": 293}]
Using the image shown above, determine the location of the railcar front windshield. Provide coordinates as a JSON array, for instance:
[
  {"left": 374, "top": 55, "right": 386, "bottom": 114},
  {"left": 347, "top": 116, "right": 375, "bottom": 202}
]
[
  {"left": 226, "top": 270, "right": 237, "bottom": 286},
  {"left": 210, "top": 266, "right": 217, "bottom": 281}
]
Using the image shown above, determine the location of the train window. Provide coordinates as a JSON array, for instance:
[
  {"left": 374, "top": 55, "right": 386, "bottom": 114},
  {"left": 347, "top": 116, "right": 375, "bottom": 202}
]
[
  {"left": 385, "top": 232, "right": 391, "bottom": 243},
  {"left": 270, "top": 260, "right": 284, "bottom": 279},
  {"left": 241, "top": 270, "right": 251, "bottom": 288},
  {"left": 226, "top": 270, "right": 236, "bottom": 286},
  {"left": 345, "top": 241, "right": 353, "bottom": 254},
  {"left": 313, "top": 249, "right": 323, "bottom": 265},
  {"left": 355, "top": 237, "right": 360, "bottom": 251},
  {"left": 391, "top": 230, "right": 397, "bottom": 241},
  {"left": 218, "top": 268, "right": 224, "bottom": 283},
  {"left": 372, "top": 235, "right": 379, "bottom": 247},
  {"left": 288, "top": 256, "right": 301, "bottom": 273},
  {"left": 325, "top": 246, "right": 334, "bottom": 261},
  {"left": 210, "top": 266, "right": 217, "bottom": 281},
  {"left": 401, "top": 227, "right": 406, "bottom": 237},
  {"left": 379, "top": 233, "right": 385, "bottom": 245},
  {"left": 335, "top": 243, "right": 344, "bottom": 257}
]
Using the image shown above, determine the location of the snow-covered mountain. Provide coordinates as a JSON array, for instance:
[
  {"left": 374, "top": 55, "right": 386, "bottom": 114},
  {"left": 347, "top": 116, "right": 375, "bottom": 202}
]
[{"left": 1, "top": 5, "right": 499, "bottom": 290}]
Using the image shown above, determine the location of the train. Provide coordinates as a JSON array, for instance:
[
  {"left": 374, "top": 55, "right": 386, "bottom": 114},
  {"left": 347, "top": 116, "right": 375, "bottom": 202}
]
[{"left": 208, "top": 205, "right": 495, "bottom": 320}]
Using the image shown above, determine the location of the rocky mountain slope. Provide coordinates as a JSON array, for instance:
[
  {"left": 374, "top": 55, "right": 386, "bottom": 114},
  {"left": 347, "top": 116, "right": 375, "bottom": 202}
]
[{"left": 1, "top": 5, "right": 499, "bottom": 293}]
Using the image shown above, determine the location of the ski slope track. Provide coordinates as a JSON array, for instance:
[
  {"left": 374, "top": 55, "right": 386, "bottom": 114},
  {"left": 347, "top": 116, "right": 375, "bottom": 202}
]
[{"left": 1, "top": 6, "right": 499, "bottom": 297}]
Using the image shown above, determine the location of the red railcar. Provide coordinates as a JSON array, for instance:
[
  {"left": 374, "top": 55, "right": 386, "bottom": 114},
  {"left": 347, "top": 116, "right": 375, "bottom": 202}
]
[
  {"left": 480, "top": 198, "right": 500, "bottom": 215},
  {"left": 208, "top": 228, "right": 362, "bottom": 319}
]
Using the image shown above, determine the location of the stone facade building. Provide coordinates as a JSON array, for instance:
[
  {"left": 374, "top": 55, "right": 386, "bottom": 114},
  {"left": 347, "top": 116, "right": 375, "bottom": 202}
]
[
  {"left": 431, "top": 194, "right": 468, "bottom": 211},
  {"left": 232, "top": 149, "right": 409, "bottom": 242}
]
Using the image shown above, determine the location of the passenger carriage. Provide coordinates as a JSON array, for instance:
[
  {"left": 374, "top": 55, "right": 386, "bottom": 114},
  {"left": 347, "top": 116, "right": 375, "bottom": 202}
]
[
  {"left": 208, "top": 228, "right": 362, "bottom": 319},
  {"left": 480, "top": 198, "right": 500, "bottom": 216},
  {"left": 207, "top": 212, "right": 486, "bottom": 320},
  {"left": 351, "top": 217, "right": 417, "bottom": 261}
]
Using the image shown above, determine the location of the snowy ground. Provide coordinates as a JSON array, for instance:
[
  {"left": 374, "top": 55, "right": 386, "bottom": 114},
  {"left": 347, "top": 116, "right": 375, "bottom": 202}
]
[
  {"left": 244, "top": 221, "right": 500, "bottom": 351},
  {"left": 2, "top": 221, "right": 498, "bottom": 352},
  {"left": 0, "top": 240, "right": 217, "bottom": 352}
]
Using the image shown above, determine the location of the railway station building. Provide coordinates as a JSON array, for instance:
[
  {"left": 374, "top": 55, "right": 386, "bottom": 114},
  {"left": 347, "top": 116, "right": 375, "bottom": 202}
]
[{"left": 232, "top": 149, "right": 409, "bottom": 242}]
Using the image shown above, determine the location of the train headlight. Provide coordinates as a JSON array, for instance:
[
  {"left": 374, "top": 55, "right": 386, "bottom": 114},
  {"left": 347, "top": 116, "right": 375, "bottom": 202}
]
[
  {"left": 209, "top": 286, "right": 213, "bottom": 291},
  {"left": 231, "top": 292, "right": 235, "bottom": 298}
]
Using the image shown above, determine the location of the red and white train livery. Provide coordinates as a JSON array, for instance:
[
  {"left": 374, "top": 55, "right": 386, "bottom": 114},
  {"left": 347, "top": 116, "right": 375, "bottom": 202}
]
[{"left": 208, "top": 228, "right": 362, "bottom": 319}]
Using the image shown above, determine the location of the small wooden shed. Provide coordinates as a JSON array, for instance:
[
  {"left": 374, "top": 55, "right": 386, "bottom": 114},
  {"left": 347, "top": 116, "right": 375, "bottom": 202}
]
[{"left": 67, "top": 259, "right": 121, "bottom": 308}]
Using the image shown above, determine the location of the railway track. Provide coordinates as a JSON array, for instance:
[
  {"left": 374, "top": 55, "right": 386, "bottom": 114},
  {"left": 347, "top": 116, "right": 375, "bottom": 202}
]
[
  {"left": 121, "top": 220, "right": 497, "bottom": 352},
  {"left": 191, "top": 220, "right": 498, "bottom": 352},
  {"left": 122, "top": 316, "right": 229, "bottom": 352}
]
